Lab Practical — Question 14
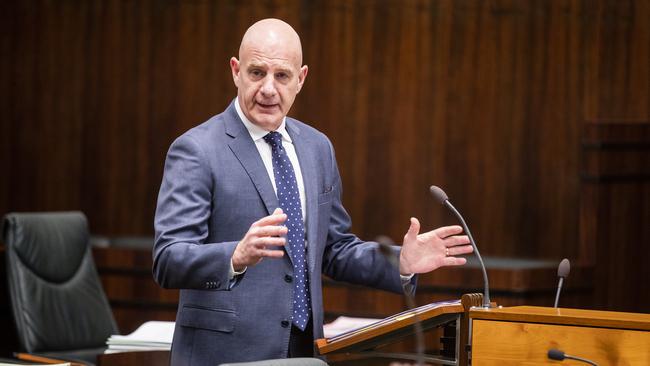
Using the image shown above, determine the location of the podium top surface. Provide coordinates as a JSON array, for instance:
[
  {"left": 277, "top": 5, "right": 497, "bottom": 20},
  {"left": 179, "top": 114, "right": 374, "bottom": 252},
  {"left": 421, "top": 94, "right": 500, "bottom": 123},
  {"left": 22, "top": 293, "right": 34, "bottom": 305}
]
[
  {"left": 316, "top": 300, "right": 464, "bottom": 354},
  {"left": 470, "top": 306, "right": 650, "bottom": 331}
]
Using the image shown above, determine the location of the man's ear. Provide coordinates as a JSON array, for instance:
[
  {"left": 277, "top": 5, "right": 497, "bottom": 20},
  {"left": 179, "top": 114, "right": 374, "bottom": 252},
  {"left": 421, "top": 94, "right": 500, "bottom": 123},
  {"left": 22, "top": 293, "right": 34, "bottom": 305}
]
[
  {"left": 230, "top": 57, "right": 241, "bottom": 87},
  {"left": 296, "top": 65, "right": 308, "bottom": 93}
]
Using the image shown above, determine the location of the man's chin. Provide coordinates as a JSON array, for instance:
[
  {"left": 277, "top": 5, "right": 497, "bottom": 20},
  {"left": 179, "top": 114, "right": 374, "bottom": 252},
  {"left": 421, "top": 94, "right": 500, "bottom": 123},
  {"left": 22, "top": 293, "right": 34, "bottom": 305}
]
[{"left": 251, "top": 114, "right": 282, "bottom": 130}]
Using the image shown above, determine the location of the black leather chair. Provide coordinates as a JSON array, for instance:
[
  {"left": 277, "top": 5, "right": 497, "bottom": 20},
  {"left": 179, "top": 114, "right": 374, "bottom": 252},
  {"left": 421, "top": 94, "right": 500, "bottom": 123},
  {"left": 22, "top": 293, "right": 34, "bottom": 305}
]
[{"left": 2, "top": 212, "right": 118, "bottom": 365}]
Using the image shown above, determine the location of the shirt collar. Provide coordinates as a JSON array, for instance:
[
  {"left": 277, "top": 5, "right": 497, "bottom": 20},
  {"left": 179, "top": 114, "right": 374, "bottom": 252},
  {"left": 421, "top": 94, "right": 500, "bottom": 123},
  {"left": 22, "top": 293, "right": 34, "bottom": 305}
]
[{"left": 235, "top": 97, "right": 291, "bottom": 144}]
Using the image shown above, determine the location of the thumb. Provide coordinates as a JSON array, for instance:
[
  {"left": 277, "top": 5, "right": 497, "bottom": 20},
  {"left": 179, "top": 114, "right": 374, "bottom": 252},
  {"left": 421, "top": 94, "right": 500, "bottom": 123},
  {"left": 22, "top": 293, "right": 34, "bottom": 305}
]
[
  {"left": 404, "top": 217, "right": 420, "bottom": 242},
  {"left": 272, "top": 207, "right": 284, "bottom": 215}
]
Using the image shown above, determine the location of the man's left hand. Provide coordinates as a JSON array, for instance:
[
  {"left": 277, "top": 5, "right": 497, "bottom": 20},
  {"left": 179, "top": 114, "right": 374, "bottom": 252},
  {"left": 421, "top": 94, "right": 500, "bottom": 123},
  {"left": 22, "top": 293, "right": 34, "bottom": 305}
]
[{"left": 399, "top": 218, "right": 473, "bottom": 275}]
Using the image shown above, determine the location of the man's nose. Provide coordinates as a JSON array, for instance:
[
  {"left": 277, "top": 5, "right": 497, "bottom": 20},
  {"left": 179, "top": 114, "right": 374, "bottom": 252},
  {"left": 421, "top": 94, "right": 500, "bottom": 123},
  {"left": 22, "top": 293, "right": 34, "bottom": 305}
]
[{"left": 260, "top": 75, "right": 277, "bottom": 97}]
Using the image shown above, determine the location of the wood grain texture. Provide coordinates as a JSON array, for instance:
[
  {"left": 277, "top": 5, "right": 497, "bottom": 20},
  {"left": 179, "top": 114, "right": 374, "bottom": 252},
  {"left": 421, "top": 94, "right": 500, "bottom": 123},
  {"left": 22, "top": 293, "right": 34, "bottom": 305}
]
[
  {"left": 93, "top": 247, "right": 178, "bottom": 334},
  {"left": 470, "top": 306, "right": 650, "bottom": 365},
  {"left": 579, "top": 122, "right": 650, "bottom": 312},
  {"left": 0, "top": 0, "right": 648, "bottom": 313},
  {"left": 470, "top": 305, "right": 650, "bottom": 331},
  {"left": 97, "top": 350, "right": 169, "bottom": 366},
  {"left": 471, "top": 319, "right": 650, "bottom": 365},
  {"left": 316, "top": 302, "right": 464, "bottom": 354}
]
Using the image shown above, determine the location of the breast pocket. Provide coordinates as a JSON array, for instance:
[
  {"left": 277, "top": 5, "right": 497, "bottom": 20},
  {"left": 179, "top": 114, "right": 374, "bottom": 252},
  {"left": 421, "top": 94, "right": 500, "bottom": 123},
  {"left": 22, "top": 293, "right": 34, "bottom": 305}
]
[{"left": 318, "top": 188, "right": 333, "bottom": 205}]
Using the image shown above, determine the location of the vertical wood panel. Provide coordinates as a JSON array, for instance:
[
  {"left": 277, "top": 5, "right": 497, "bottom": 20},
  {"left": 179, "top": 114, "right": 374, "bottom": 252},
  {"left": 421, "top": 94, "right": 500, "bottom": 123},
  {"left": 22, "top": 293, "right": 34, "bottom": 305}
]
[
  {"left": 585, "top": 0, "right": 649, "bottom": 121},
  {"left": 580, "top": 0, "right": 650, "bottom": 312}
]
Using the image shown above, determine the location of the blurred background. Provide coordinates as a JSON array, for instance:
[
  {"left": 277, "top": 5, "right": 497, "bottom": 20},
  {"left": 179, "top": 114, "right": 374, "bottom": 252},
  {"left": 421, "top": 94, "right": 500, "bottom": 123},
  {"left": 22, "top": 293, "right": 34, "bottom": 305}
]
[{"left": 0, "top": 0, "right": 648, "bottom": 356}]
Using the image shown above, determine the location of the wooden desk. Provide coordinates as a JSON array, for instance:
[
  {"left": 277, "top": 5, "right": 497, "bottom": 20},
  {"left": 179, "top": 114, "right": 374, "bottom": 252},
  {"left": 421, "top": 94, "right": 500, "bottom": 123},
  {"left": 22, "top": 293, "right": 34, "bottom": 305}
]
[
  {"left": 469, "top": 306, "right": 650, "bottom": 365},
  {"left": 96, "top": 351, "right": 170, "bottom": 366}
]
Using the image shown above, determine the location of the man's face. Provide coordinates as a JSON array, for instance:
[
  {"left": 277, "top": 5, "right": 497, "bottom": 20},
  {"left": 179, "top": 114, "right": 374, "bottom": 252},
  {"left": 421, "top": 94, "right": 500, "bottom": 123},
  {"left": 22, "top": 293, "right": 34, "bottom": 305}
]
[{"left": 230, "top": 44, "right": 308, "bottom": 131}]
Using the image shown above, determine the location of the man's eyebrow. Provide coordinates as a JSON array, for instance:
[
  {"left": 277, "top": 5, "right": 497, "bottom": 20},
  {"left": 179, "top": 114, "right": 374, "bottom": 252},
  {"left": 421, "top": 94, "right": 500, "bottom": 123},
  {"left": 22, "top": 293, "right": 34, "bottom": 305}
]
[
  {"left": 247, "top": 62, "right": 266, "bottom": 69},
  {"left": 275, "top": 67, "right": 294, "bottom": 75},
  {"left": 246, "top": 61, "right": 294, "bottom": 75}
]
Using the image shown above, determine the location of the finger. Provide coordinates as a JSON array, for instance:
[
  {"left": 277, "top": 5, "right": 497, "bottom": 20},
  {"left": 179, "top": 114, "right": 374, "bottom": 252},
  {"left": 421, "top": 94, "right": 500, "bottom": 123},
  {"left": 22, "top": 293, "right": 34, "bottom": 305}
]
[
  {"left": 445, "top": 235, "right": 470, "bottom": 247},
  {"left": 251, "top": 225, "right": 288, "bottom": 238},
  {"left": 253, "top": 211, "right": 287, "bottom": 227},
  {"left": 258, "top": 249, "right": 285, "bottom": 259},
  {"left": 443, "top": 256, "right": 467, "bottom": 266},
  {"left": 448, "top": 244, "right": 474, "bottom": 256},
  {"left": 251, "top": 236, "right": 286, "bottom": 247},
  {"left": 434, "top": 225, "right": 463, "bottom": 239},
  {"left": 404, "top": 217, "right": 420, "bottom": 242}
]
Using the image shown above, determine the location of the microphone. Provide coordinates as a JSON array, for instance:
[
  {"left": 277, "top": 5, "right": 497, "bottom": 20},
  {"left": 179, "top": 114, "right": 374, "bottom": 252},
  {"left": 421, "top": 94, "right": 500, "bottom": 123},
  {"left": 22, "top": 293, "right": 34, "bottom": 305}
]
[
  {"left": 554, "top": 258, "right": 571, "bottom": 308},
  {"left": 548, "top": 348, "right": 599, "bottom": 365},
  {"left": 429, "top": 185, "right": 492, "bottom": 308},
  {"left": 376, "top": 236, "right": 425, "bottom": 366},
  {"left": 376, "top": 235, "right": 401, "bottom": 268}
]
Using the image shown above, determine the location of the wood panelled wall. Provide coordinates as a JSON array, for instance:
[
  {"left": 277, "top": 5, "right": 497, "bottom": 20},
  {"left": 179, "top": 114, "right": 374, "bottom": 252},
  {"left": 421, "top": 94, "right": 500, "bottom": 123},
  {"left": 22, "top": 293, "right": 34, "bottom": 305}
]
[{"left": 1, "top": 0, "right": 648, "bottom": 311}]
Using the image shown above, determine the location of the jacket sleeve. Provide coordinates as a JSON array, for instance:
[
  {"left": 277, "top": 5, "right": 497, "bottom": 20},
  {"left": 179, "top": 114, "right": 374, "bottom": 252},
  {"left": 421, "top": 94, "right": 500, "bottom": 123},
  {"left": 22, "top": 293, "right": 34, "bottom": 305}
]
[
  {"left": 152, "top": 134, "right": 237, "bottom": 291},
  {"left": 320, "top": 139, "right": 407, "bottom": 294}
]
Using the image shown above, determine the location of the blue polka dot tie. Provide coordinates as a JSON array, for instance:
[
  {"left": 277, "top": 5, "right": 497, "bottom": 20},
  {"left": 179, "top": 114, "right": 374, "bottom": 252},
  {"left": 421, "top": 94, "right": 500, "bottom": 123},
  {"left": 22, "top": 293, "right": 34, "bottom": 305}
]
[{"left": 263, "top": 131, "right": 310, "bottom": 330}]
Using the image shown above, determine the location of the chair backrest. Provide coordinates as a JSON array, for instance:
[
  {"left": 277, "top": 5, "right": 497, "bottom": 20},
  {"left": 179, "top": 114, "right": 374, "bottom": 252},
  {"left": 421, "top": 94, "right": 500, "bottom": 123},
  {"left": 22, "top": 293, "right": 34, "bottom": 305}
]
[{"left": 2, "top": 212, "right": 118, "bottom": 353}]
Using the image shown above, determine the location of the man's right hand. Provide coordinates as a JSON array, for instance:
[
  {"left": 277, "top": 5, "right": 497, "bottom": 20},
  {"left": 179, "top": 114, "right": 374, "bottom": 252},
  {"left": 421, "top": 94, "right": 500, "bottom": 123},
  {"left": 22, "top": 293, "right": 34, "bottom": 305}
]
[{"left": 231, "top": 208, "right": 287, "bottom": 271}]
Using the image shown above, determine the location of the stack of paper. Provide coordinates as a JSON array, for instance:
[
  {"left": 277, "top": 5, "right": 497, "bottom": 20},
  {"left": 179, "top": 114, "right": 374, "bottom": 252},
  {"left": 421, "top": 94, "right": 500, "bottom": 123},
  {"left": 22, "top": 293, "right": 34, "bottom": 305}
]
[
  {"left": 322, "top": 316, "right": 381, "bottom": 338},
  {"left": 324, "top": 299, "right": 462, "bottom": 341},
  {"left": 106, "top": 321, "right": 175, "bottom": 353}
]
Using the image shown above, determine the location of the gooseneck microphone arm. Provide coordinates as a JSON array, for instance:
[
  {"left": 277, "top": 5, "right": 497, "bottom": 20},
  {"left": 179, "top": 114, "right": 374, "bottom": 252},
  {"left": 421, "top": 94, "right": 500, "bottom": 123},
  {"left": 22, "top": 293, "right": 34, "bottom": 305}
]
[
  {"left": 444, "top": 200, "right": 491, "bottom": 308},
  {"left": 430, "top": 186, "right": 491, "bottom": 308},
  {"left": 377, "top": 238, "right": 425, "bottom": 366}
]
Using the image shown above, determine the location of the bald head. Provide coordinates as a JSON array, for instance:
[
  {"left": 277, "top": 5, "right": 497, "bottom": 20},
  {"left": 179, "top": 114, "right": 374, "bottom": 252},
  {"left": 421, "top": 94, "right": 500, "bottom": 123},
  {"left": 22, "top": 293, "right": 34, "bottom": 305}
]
[
  {"left": 230, "top": 18, "right": 308, "bottom": 131},
  {"left": 239, "top": 18, "right": 303, "bottom": 67}
]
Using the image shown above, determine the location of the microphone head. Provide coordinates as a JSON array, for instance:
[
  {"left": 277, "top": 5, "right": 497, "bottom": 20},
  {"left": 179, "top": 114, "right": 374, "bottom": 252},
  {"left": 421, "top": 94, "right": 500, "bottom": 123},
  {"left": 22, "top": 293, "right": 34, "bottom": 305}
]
[
  {"left": 547, "top": 349, "right": 566, "bottom": 361},
  {"left": 375, "top": 235, "right": 399, "bottom": 268},
  {"left": 558, "top": 258, "right": 571, "bottom": 278},
  {"left": 375, "top": 235, "right": 394, "bottom": 247},
  {"left": 429, "top": 185, "right": 449, "bottom": 204}
]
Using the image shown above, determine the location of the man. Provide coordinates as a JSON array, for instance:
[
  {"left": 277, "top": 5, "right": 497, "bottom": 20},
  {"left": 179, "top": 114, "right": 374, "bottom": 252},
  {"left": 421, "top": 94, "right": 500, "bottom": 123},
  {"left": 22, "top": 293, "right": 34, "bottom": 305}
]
[{"left": 153, "top": 18, "right": 473, "bottom": 365}]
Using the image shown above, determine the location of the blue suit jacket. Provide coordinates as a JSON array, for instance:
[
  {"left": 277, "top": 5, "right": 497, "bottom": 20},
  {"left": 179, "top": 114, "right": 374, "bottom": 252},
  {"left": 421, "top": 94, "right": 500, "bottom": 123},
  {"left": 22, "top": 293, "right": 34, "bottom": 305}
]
[{"left": 153, "top": 101, "right": 404, "bottom": 365}]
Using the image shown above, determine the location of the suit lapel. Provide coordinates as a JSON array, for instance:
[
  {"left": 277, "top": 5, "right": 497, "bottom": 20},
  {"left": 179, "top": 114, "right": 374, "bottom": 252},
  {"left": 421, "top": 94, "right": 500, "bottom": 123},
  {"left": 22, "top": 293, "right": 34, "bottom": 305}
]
[
  {"left": 224, "top": 104, "right": 279, "bottom": 218},
  {"left": 224, "top": 103, "right": 298, "bottom": 261},
  {"left": 286, "top": 120, "right": 319, "bottom": 274}
]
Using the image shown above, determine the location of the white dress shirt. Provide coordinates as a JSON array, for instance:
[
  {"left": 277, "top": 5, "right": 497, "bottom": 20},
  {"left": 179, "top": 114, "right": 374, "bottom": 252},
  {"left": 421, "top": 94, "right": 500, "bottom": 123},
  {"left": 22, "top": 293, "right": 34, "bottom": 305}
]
[{"left": 235, "top": 98, "right": 307, "bottom": 221}]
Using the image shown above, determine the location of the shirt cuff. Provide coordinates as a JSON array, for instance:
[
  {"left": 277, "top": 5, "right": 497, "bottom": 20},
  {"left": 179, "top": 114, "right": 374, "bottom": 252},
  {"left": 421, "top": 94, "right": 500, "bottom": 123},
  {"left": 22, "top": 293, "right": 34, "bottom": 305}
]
[
  {"left": 400, "top": 273, "right": 415, "bottom": 283},
  {"left": 229, "top": 260, "right": 247, "bottom": 280},
  {"left": 400, "top": 273, "right": 416, "bottom": 295}
]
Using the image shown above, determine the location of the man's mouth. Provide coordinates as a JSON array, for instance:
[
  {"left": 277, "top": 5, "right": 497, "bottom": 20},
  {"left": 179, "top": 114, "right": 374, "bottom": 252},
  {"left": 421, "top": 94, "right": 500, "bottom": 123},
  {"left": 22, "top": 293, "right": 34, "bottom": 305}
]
[{"left": 256, "top": 102, "right": 278, "bottom": 110}]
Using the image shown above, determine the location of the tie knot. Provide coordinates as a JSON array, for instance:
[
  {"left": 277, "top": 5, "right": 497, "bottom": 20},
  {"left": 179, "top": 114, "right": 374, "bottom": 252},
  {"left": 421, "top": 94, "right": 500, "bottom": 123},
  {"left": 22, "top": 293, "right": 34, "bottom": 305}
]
[{"left": 263, "top": 131, "right": 283, "bottom": 148}]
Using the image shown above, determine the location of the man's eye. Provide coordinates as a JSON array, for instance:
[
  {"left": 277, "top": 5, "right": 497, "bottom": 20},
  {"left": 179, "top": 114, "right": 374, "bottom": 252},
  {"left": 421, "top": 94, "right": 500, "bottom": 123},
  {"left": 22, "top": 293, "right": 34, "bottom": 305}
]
[
  {"left": 276, "top": 73, "right": 289, "bottom": 81},
  {"left": 250, "top": 70, "right": 264, "bottom": 78}
]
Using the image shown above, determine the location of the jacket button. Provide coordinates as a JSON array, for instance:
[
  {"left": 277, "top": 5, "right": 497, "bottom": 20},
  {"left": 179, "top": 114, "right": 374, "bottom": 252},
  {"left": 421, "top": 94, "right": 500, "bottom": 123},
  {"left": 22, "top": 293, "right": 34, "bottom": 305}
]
[
  {"left": 281, "top": 320, "right": 290, "bottom": 328},
  {"left": 284, "top": 274, "right": 293, "bottom": 283}
]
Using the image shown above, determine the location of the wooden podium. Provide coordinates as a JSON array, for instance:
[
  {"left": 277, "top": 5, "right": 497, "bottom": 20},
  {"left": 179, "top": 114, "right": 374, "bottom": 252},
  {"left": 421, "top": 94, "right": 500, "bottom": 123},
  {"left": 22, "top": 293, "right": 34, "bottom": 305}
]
[
  {"left": 317, "top": 295, "right": 650, "bottom": 366},
  {"left": 316, "top": 293, "right": 484, "bottom": 365},
  {"left": 469, "top": 306, "right": 650, "bottom": 365}
]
